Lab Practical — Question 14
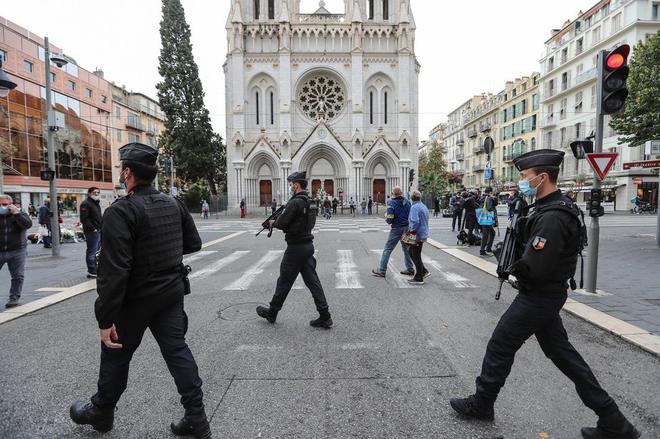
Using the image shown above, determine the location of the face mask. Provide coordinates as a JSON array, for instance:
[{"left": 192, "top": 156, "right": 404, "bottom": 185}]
[
  {"left": 119, "top": 170, "right": 127, "bottom": 185},
  {"left": 288, "top": 185, "right": 295, "bottom": 198},
  {"left": 0, "top": 207, "right": 8, "bottom": 215},
  {"left": 91, "top": 195, "right": 100, "bottom": 201},
  {"left": 518, "top": 174, "right": 543, "bottom": 198}
]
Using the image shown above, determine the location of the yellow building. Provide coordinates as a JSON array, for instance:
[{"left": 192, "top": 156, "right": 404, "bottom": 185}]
[{"left": 462, "top": 93, "right": 503, "bottom": 188}]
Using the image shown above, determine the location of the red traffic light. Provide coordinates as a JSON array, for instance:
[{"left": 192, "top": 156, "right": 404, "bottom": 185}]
[{"left": 606, "top": 53, "right": 625, "bottom": 69}]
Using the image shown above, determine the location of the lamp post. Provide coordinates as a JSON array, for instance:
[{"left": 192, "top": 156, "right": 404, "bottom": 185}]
[
  {"left": 0, "top": 60, "right": 18, "bottom": 194},
  {"left": 44, "top": 37, "right": 68, "bottom": 257}
]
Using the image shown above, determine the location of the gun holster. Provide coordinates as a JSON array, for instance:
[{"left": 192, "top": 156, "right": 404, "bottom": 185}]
[{"left": 180, "top": 264, "right": 192, "bottom": 295}]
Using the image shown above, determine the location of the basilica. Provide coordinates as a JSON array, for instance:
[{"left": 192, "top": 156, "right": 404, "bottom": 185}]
[{"left": 224, "top": 0, "right": 419, "bottom": 207}]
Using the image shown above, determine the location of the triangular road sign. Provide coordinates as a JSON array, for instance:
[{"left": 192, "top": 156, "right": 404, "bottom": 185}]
[{"left": 586, "top": 153, "right": 619, "bottom": 181}]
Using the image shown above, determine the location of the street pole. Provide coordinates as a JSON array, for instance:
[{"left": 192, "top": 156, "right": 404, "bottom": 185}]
[
  {"left": 45, "top": 37, "right": 61, "bottom": 257},
  {"left": 585, "top": 51, "right": 606, "bottom": 294}
]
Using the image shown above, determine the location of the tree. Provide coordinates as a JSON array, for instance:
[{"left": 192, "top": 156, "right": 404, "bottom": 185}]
[
  {"left": 418, "top": 141, "right": 448, "bottom": 196},
  {"left": 157, "top": 0, "right": 226, "bottom": 194},
  {"left": 610, "top": 33, "right": 660, "bottom": 147}
]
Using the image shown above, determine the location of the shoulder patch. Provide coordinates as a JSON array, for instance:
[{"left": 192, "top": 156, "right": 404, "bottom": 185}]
[{"left": 532, "top": 236, "right": 547, "bottom": 251}]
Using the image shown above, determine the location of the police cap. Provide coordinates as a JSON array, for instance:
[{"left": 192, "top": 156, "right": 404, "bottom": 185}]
[
  {"left": 287, "top": 171, "right": 307, "bottom": 183},
  {"left": 118, "top": 143, "right": 159, "bottom": 166},
  {"left": 513, "top": 149, "right": 565, "bottom": 172}
]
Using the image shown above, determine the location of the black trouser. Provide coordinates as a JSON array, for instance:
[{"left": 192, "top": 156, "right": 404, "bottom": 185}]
[
  {"left": 480, "top": 225, "right": 495, "bottom": 252},
  {"left": 452, "top": 210, "right": 463, "bottom": 231},
  {"left": 475, "top": 292, "right": 620, "bottom": 418},
  {"left": 270, "top": 241, "right": 329, "bottom": 312},
  {"left": 92, "top": 296, "right": 204, "bottom": 415},
  {"left": 465, "top": 215, "right": 477, "bottom": 237},
  {"left": 409, "top": 242, "right": 426, "bottom": 281}
]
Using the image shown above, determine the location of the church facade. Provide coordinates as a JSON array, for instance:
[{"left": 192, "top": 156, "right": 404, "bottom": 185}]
[{"left": 225, "top": 0, "right": 419, "bottom": 207}]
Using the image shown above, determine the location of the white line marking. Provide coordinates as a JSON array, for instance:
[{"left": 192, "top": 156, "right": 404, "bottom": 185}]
[
  {"left": 189, "top": 251, "right": 250, "bottom": 280},
  {"left": 336, "top": 250, "right": 363, "bottom": 289},
  {"left": 183, "top": 250, "right": 218, "bottom": 265},
  {"left": 224, "top": 250, "right": 283, "bottom": 291},
  {"left": 201, "top": 231, "right": 245, "bottom": 249},
  {"left": 371, "top": 250, "right": 418, "bottom": 289},
  {"left": 422, "top": 256, "right": 475, "bottom": 288}
]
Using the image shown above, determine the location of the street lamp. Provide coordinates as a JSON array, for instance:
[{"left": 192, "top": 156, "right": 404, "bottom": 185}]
[
  {"left": 44, "top": 37, "right": 68, "bottom": 257},
  {"left": 0, "top": 60, "right": 18, "bottom": 194}
]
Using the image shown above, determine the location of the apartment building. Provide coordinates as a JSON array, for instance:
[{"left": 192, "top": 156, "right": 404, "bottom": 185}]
[
  {"left": 539, "top": 0, "right": 660, "bottom": 210},
  {"left": 442, "top": 96, "right": 483, "bottom": 183},
  {"left": 463, "top": 93, "right": 503, "bottom": 188}
]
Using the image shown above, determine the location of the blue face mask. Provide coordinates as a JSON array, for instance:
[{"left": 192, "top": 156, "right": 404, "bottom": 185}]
[
  {"left": 0, "top": 207, "right": 8, "bottom": 215},
  {"left": 518, "top": 174, "right": 542, "bottom": 198},
  {"left": 288, "top": 185, "right": 294, "bottom": 198}
]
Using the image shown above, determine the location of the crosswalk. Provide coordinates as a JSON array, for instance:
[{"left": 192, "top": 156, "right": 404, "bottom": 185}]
[{"left": 185, "top": 246, "right": 478, "bottom": 292}]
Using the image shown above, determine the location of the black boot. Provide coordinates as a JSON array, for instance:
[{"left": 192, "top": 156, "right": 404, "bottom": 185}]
[
  {"left": 171, "top": 411, "right": 212, "bottom": 438},
  {"left": 581, "top": 412, "right": 641, "bottom": 439},
  {"left": 256, "top": 306, "right": 278, "bottom": 324},
  {"left": 449, "top": 394, "right": 494, "bottom": 421},
  {"left": 5, "top": 296, "right": 19, "bottom": 308},
  {"left": 310, "top": 309, "right": 333, "bottom": 329},
  {"left": 69, "top": 400, "right": 114, "bottom": 432}
]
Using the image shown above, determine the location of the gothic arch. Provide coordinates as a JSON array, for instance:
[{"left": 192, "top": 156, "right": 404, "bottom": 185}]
[
  {"left": 246, "top": 150, "right": 279, "bottom": 177},
  {"left": 364, "top": 150, "right": 397, "bottom": 177},
  {"left": 297, "top": 143, "right": 348, "bottom": 178},
  {"left": 247, "top": 73, "right": 278, "bottom": 130}
]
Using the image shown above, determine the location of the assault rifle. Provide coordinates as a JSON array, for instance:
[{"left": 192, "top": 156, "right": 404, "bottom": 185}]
[
  {"left": 256, "top": 205, "right": 285, "bottom": 238},
  {"left": 494, "top": 199, "right": 528, "bottom": 300}
]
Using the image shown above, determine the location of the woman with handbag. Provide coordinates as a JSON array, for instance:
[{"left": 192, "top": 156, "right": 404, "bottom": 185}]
[
  {"left": 477, "top": 187, "right": 497, "bottom": 256},
  {"left": 405, "top": 190, "right": 430, "bottom": 285}
]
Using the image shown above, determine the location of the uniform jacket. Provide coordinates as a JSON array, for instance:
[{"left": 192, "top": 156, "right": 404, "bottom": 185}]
[
  {"left": 274, "top": 191, "right": 315, "bottom": 244},
  {"left": 385, "top": 197, "right": 411, "bottom": 229},
  {"left": 79, "top": 197, "right": 102, "bottom": 234},
  {"left": 94, "top": 185, "right": 201, "bottom": 329},
  {"left": 409, "top": 201, "right": 429, "bottom": 241},
  {"left": 0, "top": 212, "right": 32, "bottom": 252},
  {"left": 511, "top": 190, "right": 580, "bottom": 294}
]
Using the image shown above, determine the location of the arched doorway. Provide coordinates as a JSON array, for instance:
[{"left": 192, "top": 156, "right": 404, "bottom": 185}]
[
  {"left": 310, "top": 157, "right": 335, "bottom": 198},
  {"left": 372, "top": 162, "right": 387, "bottom": 204},
  {"left": 258, "top": 164, "right": 273, "bottom": 206}
]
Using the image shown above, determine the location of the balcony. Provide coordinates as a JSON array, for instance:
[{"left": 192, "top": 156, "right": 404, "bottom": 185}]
[
  {"left": 472, "top": 145, "right": 484, "bottom": 154},
  {"left": 456, "top": 138, "right": 465, "bottom": 146},
  {"left": 503, "top": 150, "right": 527, "bottom": 162},
  {"left": 146, "top": 128, "right": 157, "bottom": 137},
  {"left": 456, "top": 152, "right": 465, "bottom": 161},
  {"left": 576, "top": 67, "right": 597, "bottom": 85},
  {"left": 472, "top": 164, "right": 485, "bottom": 172},
  {"left": 467, "top": 127, "right": 478, "bottom": 138},
  {"left": 543, "top": 115, "right": 556, "bottom": 129},
  {"left": 126, "top": 118, "right": 145, "bottom": 131},
  {"left": 479, "top": 122, "right": 492, "bottom": 132}
]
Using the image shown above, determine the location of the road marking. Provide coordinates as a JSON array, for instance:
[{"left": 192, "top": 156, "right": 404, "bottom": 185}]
[
  {"left": 201, "top": 231, "right": 245, "bottom": 249},
  {"left": 183, "top": 250, "right": 218, "bottom": 265},
  {"left": 336, "top": 250, "right": 363, "bottom": 289},
  {"left": 224, "top": 251, "right": 284, "bottom": 291},
  {"left": 189, "top": 251, "right": 250, "bottom": 280},
  {"left": 371, "top": 250, "right": 418, "bottom": 289},
  {"left": 422, "top": 256, "right": 475, "bottom": 288}
]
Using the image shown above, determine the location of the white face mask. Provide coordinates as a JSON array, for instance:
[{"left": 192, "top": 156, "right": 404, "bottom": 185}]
[{"left": 91, "top": 195, "right": 100, "bottom": 201}]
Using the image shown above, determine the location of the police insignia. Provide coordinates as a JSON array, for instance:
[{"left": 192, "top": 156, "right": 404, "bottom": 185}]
[{"left": 533, "top": 236, "right": 547, "bottom": 250}]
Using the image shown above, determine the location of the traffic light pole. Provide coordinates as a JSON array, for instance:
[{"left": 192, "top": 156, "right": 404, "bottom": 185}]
[{"left": 45, "top": 37, "right": 61, "bottom": 258}]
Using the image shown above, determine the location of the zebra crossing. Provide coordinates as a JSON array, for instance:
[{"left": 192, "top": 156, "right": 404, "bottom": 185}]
[{"left": 185, "top": 246, "right": 478, "bottom": 291}]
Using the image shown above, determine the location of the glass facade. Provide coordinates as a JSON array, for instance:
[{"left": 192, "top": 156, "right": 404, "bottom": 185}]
[{"left": 1, "top": 88, "right": 112, "bottom": 183}]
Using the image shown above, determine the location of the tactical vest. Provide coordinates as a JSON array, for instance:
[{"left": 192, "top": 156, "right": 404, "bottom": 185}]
[
  {"left": 284, "top": 193, "right": 318, "bottom": 242},
  {"left": 125, "top": 193, "right": 184, "bottom": 275}
]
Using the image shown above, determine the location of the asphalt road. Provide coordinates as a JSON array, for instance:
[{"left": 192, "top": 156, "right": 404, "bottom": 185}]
[{"left": 0, "top": 219, "right": 658, "bottom": 438}]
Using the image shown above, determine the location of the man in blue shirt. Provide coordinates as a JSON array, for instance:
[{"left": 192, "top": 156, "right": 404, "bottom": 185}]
[
  {"left": 372, "top": 186, "right": 415, "bottom": 278},
  {"left": 408, "top": 190, "right": 430, "bottom": 284}
]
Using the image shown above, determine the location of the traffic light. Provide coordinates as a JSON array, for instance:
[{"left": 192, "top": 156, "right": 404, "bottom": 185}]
[
  {"left": 598, "top": 45, "right": 630, "bottom": 115},
  {"left": 588, "top": 189, "right": 605, "bottom": 218},
  {"left": 570, "top": 140, "right": 594, "bottom": 160}
]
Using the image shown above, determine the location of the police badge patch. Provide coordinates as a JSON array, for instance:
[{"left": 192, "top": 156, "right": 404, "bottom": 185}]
[{"left": 532, "top": 236, "right": 547, "bottom": 250}]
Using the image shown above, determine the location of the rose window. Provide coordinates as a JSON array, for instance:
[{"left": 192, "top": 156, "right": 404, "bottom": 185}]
[{"left": 298, "top": 75, "right": 345, "bottom": 121}]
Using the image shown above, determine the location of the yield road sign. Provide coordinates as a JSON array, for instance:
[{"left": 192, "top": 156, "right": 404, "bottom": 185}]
[{"left": 587, "top": 153, "right": 618, "bottom": 181}]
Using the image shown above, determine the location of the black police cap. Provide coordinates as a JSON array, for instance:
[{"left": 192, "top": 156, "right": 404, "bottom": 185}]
[
  {"left": 118, "top": 143, "right": 159, "bottom": 166},
  {"left": 513, "top": 149, "right": 565, "bottom": 172},
  {"left": 287, "top": 171, "right": 307, "bottom": 183}
]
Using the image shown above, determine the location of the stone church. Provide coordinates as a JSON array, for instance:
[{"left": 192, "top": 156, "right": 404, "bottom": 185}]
[{"left": 225, "top": 0, "right": 419, "bottom": 207}]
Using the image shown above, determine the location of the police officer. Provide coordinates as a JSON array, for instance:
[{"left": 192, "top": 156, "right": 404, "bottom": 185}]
[
  {"left": 449, "top": 150, "right": 640, "bottom": 439},
  {"left": 256, "top": 171, "right": 332, "bottom": 328},
  {"left": 70, "top": 143, "right": 212, "bottom": 439}
]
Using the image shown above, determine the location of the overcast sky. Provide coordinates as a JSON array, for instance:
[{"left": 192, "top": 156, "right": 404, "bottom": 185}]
[{"left": 6, "top": 0, "right": 595, "bottom": 140}]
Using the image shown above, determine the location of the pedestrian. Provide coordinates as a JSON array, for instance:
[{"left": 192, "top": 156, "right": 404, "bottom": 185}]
[
  {"left": 72, "top": 199, "right": 78, "bottom": 214},
  {"left": 479, "top": 187, "right": 497, "bottom": 256},
  {"left": 28, "top": 203, "right": 37, "bottom": 218},
  {"left": 565, "top": 189, "right": 577, "bottom": 202},
  {"left": 450, "top": 149, "right": 640, "bottom": 439},
  {"left": 57, "top": 198, "right": 64, "bottom": 216},
  {"left": 463, "top": 191, "right": 478, "bottom": 244},
  {"left": 407, "top": 190, "right": 429, "bottom": 285},
  {"left": 79, "top": 187, "right": 103, "bottom": 279},
  {"left": 349, "top": 197, "right": 356, "bottom": 215},
  {"left": 69, "top": 143, "right": 211, "bottom": 438},
  {"left": 368, "top": 196, "right": 373, "bottom": 215},
  {"left": 38, "top": 199, "right": 52, "bottom": 249},
  {"left": 256, "top": 171, "right": 332, "bottom": 329},
  {"left": 202, "top": 200, "right": 210, "bottom": 219},
  {"left": 271, "top": 198, "right": 277, "bottom": 215},
  {"left": 433, "top": 196, "right": 440, "bottom": 218},
  {"left": 0, "top": 194, "right": 32, "bottom": 308},
  {"left": 323, "top": 197, "right": 332, "bottom": 219},
  {"left": 361, "top": 198, "right": 367, "bottom": 215},
  {"left": 451, "top": 192, "right": 464, "bottom": 232},
  {"left": 332, "top": 197, "right": 338, "bottom": 215},
  {"left": 371, "top": 186, "right": 415, "bottom": 278},
  {"left": 240, "top": 198, "right": 246, "bottom": 219},
  {"left": 507, "top": 189, "right": 522, "bottom": 220}
]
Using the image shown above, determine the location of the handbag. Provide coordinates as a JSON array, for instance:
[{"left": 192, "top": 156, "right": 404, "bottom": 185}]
[
  {"left": 400, "top": 231, "right": 418, "bottom": 246},
  {"left": 476, "top": 198, "right": 496, "bottom": 226}
]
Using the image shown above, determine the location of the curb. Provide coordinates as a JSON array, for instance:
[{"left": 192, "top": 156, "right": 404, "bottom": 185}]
[{"left": 425, "top": 238, "right": 660, "bottom": 358}]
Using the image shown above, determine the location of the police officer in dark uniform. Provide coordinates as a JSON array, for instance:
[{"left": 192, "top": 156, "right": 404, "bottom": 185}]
[
  {"left": 450, "top": 150, "right": 640, "bottom": 439},
  {"left": 70, "top": 143, "right": 212, "bottom": 439},
  {"left": 256, "top": 171, "right": 332, "bottom": 328}
]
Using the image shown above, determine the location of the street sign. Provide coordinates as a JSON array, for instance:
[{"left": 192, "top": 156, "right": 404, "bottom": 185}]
[
  {"left": 623, "top": 160, "right": 660, "bottom": 170},
  {"left": 586, "top": 153, "right": 618, "bottom": 182}
]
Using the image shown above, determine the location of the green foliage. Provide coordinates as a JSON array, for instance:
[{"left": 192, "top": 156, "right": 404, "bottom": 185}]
[
  {"left": 157, "top": 0, "right": 226, "bottom": 194},
  {"left": 610, "top": 33, "right": 660, "bottom": 147},
  {"left": 184, "top": 181, "right": 209, "bottom": 211},
  {"left": 418, "top": 142, "right": 449, "bottom": 196}
]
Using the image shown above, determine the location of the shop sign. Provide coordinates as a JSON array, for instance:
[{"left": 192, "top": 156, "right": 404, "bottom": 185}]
[
  {"left": 633, "top": 178, "right": 644, "bottom": 185},
  {"left": 623, "top": 160, "right": 660, "bottom": 170}
]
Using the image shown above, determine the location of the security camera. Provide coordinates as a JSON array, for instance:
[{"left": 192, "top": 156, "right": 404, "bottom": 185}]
[{"left": 50, "top": 55, "right": 68, "bottom": 68}]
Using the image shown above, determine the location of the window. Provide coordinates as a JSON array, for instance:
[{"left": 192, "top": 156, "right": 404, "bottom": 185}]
[
  {"left": 592, "top": 27, "right": 601, "bottom": 44},
  {"left": 383, "top": 0, "right": 389, "bottom": 20},
  {"left": 591, "top": 85, "right": 597, "bottom": 109},
  {"left": 560, "top": 127, "right": 567, "bottom": 145},
  {"left": 254, "top": 0, "right": 260, "bottom": 19},
  {"left": 576, "top": 38, "right": 584, "bottom": 55},
  {"left": 255, "top": 91, "right": 260, "bottom": 125},
  {"left": 116, "top": 128, "right": 122, "bottom": 142},
  {"left": 384, "top": 91, "right": 388, "bottom": 125},
  {"left": 67, "top": 80, "right": 76, "bottom": 91},
  {"left": 0, "top": 49, "right": 6, "bottom": 63},
  {"left": 50, "top": 72, "right": 56, "bottom": 82},
  {"left": 522, "top": 83, "right": 527, "bottom": 92},
  {"left": 532, "top": 93, "right": 539, "bottom": 110},
  {"left": 114, "top": 105, "right": 121, "bottom": 118},
  {"left": 561, "top": 72, "right": 569, "bottom": 91},
  {"left": 369, "top": 91, "right": 374, "bottom": 124},
  {"left": 575, "top": 91, "right": 583, "bottom": 113},
  {"left": 84, "top": 88, "right": 92, "bottom": 98},
  {"left": 101, "top": 95, "right": 107, "bottom": 103},
  {"left": 612, "top": 14, "right": 622, "bottom": 33},
  {"left": 561, "top": 48, "right": 568, "bottom": 64},
  {"left": 531, "top": 137, "right": 536, "bottom": 151},
  {"left": 23, "top": 60, "right": 34, "bottom": 73},
  {"left": 512, "top": 88, "right": 517, "bottom": 97},
  {"left": 269, "top": 91, "right": 274, "bottom": 125},
  {"left": 128, "top": 133, "right": 140, "bottom": 143},
  {"left": 575, "top": 122, "right": 582, "bottom": 139},
  {"left": 560, "top": 98, "right": 567, "bottom": 120},
  {"left": 547, "top": 104, "right": 554, "bottom": 122},
  {"left": 268, "top": 0, "right": 274, "bottom": 19},
  {"left": 547, "top": 56, "right": 554, "bottom": 72},
  {"left": 653, "top": 3, "right": 659, "bottom": 20},
  {"left": 576, "top": 63, "right": 584, "bottom": 76},
  {"left": 368, "top": 0, "right": 374, "bottom": 20}
]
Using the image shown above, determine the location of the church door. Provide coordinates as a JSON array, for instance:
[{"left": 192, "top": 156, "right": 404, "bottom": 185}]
[
  {"left": 259, "top": 180, "right": 272, "bottom": 206},
  {"left": 373, "top": 179, "right": 386, "bottom": 204},
  {"left": 311, "top": 179, "right": 322, "bottom": 197},
  {"left": 324, "top": 180, "right": 334, "bottom": 197}
]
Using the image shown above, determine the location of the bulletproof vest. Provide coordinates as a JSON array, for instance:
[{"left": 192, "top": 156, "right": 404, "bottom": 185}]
[
  {"left": 284, "top": 193, "right": 317, "bottom": 242},
  {"left": 126, "top": 193, "right": 184, "bottom": 275},
  {"left": 304, "top": 197, "right": 318, "bottom": 234}
]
